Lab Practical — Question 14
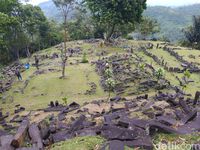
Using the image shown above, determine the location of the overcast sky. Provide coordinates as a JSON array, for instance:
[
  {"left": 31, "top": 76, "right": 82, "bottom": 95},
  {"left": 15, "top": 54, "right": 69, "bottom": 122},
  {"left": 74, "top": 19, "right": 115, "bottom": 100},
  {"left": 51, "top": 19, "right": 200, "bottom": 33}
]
[{"left": 26, "top": 0, "right": 200, "bottom": 6}]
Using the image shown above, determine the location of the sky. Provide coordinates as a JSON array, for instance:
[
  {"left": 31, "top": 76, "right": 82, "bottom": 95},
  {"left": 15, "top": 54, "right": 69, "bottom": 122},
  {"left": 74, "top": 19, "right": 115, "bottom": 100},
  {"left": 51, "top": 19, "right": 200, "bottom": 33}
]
[{"left": 26, "top": 0, "right": 200, "bottom": 6}]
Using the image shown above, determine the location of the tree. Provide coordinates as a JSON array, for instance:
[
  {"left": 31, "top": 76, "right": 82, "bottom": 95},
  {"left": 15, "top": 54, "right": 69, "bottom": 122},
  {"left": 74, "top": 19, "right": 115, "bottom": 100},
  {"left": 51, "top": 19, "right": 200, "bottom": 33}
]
[
  {"left": 20, "top": 5, "right": 47, "bottom": 56},
  {"left": 184, "top": 16, "right": 200, "bottom": 49},
  {"left": 137, "top": 17, "right": 160, "bottom": 40},
  {"left": 106, "top": 78, "right": 116, "bottom": 100},
  {"left": 155, "top": 68, "right": 165, "bottom": 80},
  {"left": 0, "top": 0, "right": 20, "bottom": 64},
  {"left": 0, "top": 1, "right": 62, "bottom": 65},
  {"left": 84, "top": 0, "right": 147, "bottom": 42},
  {"left": 67, "top": 6, "right": 94, "bottom": 40},
  {"left": 53, "top": 0, "right": 76, "bottom": 78}
]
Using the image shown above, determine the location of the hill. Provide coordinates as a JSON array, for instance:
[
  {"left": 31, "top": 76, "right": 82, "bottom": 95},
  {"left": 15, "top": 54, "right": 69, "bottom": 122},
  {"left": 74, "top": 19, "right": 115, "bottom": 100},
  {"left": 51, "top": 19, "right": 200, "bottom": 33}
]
[
  {"left": 1, "top": 40, "right": 200, "bottom": 149},
  {"left": 38, "top": 1, "right": 200, "bottom": 42},
  {"left": 0, "top": 40, "right": 200, "bottom": 150},
  {"left": 38, "top": 0, "right": 62, "bottom": 21},
  {"left": 144, "top": 5, "right": 200, "bottom": 42}
]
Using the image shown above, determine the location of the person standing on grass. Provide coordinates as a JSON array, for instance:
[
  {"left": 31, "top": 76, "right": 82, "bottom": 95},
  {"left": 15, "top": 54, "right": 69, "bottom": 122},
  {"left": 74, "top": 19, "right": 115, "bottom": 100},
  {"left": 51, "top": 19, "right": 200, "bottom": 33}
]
[
  {"left": 15, "top": 69, "right": 22, "bottom": 81},
  {"left": 34, "top": 56, "right": 39, "bottom": 70},
  {"left": 25, "top": 62, "right": 30, "bottom": 70}
]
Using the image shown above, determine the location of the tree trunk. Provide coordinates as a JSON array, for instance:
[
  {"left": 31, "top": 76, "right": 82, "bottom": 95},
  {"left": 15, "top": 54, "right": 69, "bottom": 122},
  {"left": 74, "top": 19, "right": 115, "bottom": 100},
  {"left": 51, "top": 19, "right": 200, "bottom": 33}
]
[
  {"left": 26, "top": 45, "right": 31, "bottom": 58},
  {"left": 11, "top": 119, "right": 29, "bottom": 148},
  {"left": 16, "top": 49, "right": 20, "bottom": 61},
  {"left": 62, "top": 58, "right": 67, "bottom": 78},
  {"left": 61, "top": 15, "right": 68, "bottom": 78},
  {"left": 105, "top": 24, "right": 116, "bottom": 42}
]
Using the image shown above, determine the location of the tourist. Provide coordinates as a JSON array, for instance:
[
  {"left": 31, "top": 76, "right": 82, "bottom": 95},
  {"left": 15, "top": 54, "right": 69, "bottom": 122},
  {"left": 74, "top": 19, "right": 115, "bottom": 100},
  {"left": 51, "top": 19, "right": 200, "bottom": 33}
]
[
  {"left": 15, "top": 69, "right": 22, "bottom": 81},
  {"left": 34, "top": 56, "right": 39, "bottom": 70},
  {"left": 24, "top": 62, "right": 30, "bottom": 70}
]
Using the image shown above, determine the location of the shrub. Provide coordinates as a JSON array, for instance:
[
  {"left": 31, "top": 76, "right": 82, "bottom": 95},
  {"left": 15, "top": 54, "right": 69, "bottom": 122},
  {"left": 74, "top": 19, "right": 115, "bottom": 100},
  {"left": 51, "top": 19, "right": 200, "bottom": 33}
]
[
  {"left": 105, "top": 68, "right": 113, "bottom": 78},
  {"left": 155, "top": 68, "right": 165, "bottom": 80},
  {"left": 81, "top": 52, "right": 89, "bottom": 63},
  {"left": 62, "top": 97, "right": 68, "bottom": 105}
]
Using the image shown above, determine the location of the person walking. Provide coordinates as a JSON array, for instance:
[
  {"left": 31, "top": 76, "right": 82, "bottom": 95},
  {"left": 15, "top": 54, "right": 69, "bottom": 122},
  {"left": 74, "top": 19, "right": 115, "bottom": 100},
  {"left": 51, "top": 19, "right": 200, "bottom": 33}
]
[
  {"left": 15, "top": 69, "right": 22, "bottom": 81},
  {"left": 34, "top": 56, "right": 39, "bottom": 70}
]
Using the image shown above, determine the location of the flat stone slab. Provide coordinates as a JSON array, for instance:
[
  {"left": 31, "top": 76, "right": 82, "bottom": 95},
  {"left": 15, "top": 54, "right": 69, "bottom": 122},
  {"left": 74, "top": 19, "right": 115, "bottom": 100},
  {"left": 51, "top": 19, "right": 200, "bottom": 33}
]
[
  {"left": 124, "top": 136, "right": 153, "bottom": 150},
  {"left": 101, "top": 125, "right": 138, "bottom": 140},
  {"left": 149, "top": 121, "right": 180, "bottom": 134},
  {"left": 156, "top": 115, "right": 177, "bottom": 126},
  {"left": 109, "top": 140, "right": 124, "bottom": 150},
  {"left": 52, "top": 131, "right": 73, "bottom": 143}
]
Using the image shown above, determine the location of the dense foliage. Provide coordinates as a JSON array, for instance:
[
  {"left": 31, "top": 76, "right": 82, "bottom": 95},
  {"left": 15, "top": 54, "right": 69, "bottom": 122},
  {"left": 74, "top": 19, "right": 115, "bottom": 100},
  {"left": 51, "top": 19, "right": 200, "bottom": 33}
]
[
  {"left": 84, "top": 0, "right": 147, "bottom": 41},
  {"left": 0, "top": 0, "right": 62, "bottom": 65},
  {"left": 136, "top": 17, "right": 160, "bottom": 39},
  {"left": 183, "top": 16, "right": 200, "bottom": 49},
  {"left": 40, "top": 1, "right": 200, "bottom": 42}
]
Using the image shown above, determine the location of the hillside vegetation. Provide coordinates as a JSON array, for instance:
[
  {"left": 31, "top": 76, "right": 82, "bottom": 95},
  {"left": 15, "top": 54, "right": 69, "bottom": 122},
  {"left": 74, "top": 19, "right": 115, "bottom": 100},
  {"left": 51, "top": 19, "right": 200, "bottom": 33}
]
[
  {"left": 1, "top": 39, "right": 200, "bottom": 113},
  {"left": 39, "top": 1, "right": 200, "bottom": 42},
  {"left": 1, "top": 40, "right": 200, "bottom": 149}
]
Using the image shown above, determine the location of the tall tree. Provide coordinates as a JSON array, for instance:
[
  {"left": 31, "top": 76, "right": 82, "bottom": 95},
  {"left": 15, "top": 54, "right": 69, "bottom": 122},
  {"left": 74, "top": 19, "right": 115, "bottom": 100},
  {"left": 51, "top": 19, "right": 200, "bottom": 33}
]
[
  {"left": 0, "top": 12, "right": 19, "bottom": 63},
  {"left": 53, "top": 0, "right": 76, "bottom": 78},
  {"left": 184, "top": 16, "right": 200, "bottom": 49},
  {"left": 67, "top": 6, "right": 94, "bottom": 40},
  {"left": 0, "top": 1, "right": 63, "bottom": 65},
  {"left": 84, "top": 0, "right": 147, "bottom": 42},
  {"left": 137, "top": 17, "right": 160, "bottom": 40}
]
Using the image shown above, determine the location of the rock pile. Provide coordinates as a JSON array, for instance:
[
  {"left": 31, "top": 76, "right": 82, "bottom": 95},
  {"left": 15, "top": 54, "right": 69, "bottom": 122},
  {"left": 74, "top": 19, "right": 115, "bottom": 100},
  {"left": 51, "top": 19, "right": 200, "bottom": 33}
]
[
  {"left": 163, "top": 46, "right": 200, "bottom": 73},
  {"left": 1, "top": 91, "right": 200, "bottom": 150},
  {"left": 0, "top": 62, "right": 24, "bottom": 94},
  {"left": 95, "top": 53, "right": 170, "bottom": 95}
]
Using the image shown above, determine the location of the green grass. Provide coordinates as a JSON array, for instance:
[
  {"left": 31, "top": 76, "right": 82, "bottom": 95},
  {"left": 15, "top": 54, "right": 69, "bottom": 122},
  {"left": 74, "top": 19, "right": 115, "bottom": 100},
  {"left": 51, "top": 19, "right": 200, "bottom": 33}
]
[
  {"left": 0, "top": 63, "right": 106, "bottom": 114},
  {"left": 137, "top": 49, "right": 200, "bottom": 95},
  {"left": 150, "top": 48, "right": 183, "bottom": 68},
  {"left": 175, "top": 49, "right": 200, "bottom": 65},
  {"left": 0, "top": 41, "right": 126, "bottom": 115},
  {"left": 153, "top": 133, "right": 200, "bottom": 150},
  {"left": 50, "top": 133, "right": 200, "bottom": 150},
  {"left": 1, "top": 40, "right": 200, "bottom": 114},
  {"left": 50, "top": 136, "right": 105, "bottom": 150}
]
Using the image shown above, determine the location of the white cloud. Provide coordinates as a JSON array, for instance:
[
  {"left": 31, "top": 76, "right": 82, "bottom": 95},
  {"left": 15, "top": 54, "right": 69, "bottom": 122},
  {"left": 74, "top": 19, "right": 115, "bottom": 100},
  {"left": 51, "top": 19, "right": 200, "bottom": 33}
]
[
  {"left": 147, "top": 0, "right": 200, "bottom": 6},
  {"left": 24, "top": 0, "right": 49, "bottom": 5},
  {"left": 25, "top": 0, "right": 200, "bottom": 6}
]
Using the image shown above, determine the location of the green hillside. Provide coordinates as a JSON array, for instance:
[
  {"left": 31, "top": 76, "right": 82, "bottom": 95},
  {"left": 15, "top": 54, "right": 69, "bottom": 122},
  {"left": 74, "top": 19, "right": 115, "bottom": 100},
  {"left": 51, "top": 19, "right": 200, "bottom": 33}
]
[
  {"left": 144, "top": 5, "right": 200, "bottom": 42},
  {"left": 1, "top": 40, "right": 200, "bottom": 149}
]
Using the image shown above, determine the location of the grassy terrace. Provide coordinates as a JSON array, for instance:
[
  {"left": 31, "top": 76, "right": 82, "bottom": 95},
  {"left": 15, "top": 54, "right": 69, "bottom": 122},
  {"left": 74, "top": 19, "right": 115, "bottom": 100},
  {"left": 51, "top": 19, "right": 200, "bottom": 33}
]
[
  {"left": 175, "top": 49, "right": 200, "bottom": 66},
  {"left": 149, "top": 48, "right": 183, "bottom": 68},
  {"left": 1, "top": 40, "right": 200, "bottom": 150},
  {"left": 0, "top": 41, "right": 128, "bottom": 114},
  {"left": 136, "top": 48, "right": 200, "bottom": 96},
  {"left": 1, "top": 40, "right": 200, "bottom": 114}
]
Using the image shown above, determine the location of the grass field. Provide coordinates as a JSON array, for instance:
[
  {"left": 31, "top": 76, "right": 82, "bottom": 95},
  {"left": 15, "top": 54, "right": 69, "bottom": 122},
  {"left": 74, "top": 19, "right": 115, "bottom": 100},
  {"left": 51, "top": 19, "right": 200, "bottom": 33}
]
[
  {"left": 1, "top": 40, "right": 200, "bottom": 113},
  {"left": 175, "top": 49, "right": 200, "bottom": 66}
]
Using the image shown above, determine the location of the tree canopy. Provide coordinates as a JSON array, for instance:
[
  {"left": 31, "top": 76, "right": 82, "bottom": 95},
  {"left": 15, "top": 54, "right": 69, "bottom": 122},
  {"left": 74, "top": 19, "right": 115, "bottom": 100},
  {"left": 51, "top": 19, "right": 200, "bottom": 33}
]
[
  {"left": 137, "top": 17, "right": 160, "bottom": 39},
  {"left": 183, "top": 16, "right": 200, "bottom": 49},
  {"left": 84, "top": 0, "right": 147, "bottom": 41},
  {"left": 0, "top": 0, "right": 63, "bottom": 65}
]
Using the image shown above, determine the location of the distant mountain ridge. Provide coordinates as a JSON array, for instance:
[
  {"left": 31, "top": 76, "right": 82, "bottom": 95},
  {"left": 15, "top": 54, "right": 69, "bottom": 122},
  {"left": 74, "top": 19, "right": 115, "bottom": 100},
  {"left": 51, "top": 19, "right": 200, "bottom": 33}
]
[
  {"left": 38, "top": 1, "right": 200, "bottom": 42},
  {"left": 38, "top": 1, "right": 62, "bottom": 21},
  {"left": 144, "top": 4, "right": 200, "bottom": 41}
]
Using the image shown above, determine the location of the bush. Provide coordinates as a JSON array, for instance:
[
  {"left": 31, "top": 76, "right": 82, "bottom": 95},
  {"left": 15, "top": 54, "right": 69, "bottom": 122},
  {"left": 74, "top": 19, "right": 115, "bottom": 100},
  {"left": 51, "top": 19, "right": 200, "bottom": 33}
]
[
  {"left": 155, "top": 68, "right": 165, "bottom": 80},
  {"left": 81, "top": 52, "right": 89, "bottom": 63},
  {"left": 125, "top": 35, "right": 133, "bottom": 40}
]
